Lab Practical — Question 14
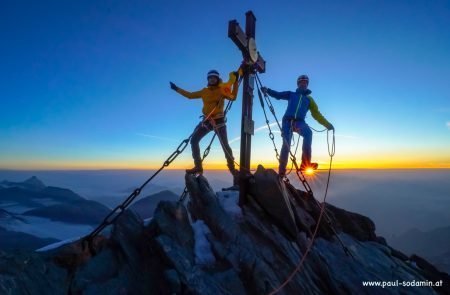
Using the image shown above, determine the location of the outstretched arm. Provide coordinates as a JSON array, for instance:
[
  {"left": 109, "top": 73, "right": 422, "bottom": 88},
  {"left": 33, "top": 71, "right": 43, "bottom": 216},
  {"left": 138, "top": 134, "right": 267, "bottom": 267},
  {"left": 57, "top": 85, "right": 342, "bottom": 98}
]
[
  {"left": 309, "top": 96, "right": 333, "bottom": 129},
  {"left": 265, "top": 88, "right": 291, "bottom": 100},
  {"left": 172, "top": 83, "right": 203, "bottom": 99},
  {"left": 177, "top": 88, "right": 203, "bottom": 99}
]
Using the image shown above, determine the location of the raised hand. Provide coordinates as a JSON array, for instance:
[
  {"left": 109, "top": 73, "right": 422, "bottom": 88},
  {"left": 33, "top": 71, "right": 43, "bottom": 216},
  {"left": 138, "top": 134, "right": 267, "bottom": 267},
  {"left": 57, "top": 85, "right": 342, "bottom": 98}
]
[{"left": 169, "top": 82, "right": 178, "bottom": 91}]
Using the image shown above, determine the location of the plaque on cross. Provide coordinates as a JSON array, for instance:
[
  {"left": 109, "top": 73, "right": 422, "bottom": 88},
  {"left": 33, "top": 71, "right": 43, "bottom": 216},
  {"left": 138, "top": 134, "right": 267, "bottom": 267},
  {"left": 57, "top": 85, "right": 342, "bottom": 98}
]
[{"left": 228, "top": 11, "right": 266, "bottom": 205}]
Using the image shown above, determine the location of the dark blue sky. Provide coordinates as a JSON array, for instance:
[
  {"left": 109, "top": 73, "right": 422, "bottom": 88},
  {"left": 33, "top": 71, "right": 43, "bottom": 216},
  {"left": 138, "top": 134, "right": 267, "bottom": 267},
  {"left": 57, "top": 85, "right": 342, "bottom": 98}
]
[{"left": 1, "top": 0, "right": 449, "bottom": 169}]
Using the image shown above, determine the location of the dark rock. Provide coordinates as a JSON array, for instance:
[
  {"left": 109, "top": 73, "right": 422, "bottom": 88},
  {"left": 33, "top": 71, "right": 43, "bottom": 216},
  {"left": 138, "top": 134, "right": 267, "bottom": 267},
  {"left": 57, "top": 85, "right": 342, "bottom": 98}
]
[
  {"left": 389, "top": 246, "right": 409, "bottom": 261},
  {"left": 324, "top": 203, "right": 377, "bottom": 241},
  {"left": 0, "top": 251, "right": 67, "bottom": 294},
  {"left": 249, "top": 165, "right": 300, "bottom": 240},
  {"left": 129, "top": 190, "right": 179, "bottom": 220},
  {"left": 410, "top": 254, "right": 450, "bottom": 293},
  {"left": 376, "top": 236, "right": 388, "bottom": 245},
  {"left": 152, "top": 201, "right": 194, "bottom": 254},
  {"left": 0, "top": 167, "right": 445, "bottom": 295}
]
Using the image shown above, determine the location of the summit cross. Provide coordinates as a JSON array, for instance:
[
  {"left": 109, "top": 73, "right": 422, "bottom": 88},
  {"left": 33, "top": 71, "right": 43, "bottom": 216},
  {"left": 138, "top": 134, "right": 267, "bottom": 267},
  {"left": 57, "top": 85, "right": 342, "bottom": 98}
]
[{"left": 228, "top": 11, "right": 266, "bottom": 205}]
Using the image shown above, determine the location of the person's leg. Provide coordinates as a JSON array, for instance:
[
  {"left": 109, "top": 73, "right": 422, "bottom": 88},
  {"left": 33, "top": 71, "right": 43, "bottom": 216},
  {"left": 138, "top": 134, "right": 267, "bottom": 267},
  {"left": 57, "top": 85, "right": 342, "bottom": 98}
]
[
  {"left": 279, "top": 119, "right": 293, "bottom": 176},
  {"left": 214, "top": 120, "right": 239, "bottom": 185},
  {"left": 297, "top": 121, "right": 313, "bottom": 169},
  {"left": 188, "top": 122, "right": 211, "bottom": 173}
]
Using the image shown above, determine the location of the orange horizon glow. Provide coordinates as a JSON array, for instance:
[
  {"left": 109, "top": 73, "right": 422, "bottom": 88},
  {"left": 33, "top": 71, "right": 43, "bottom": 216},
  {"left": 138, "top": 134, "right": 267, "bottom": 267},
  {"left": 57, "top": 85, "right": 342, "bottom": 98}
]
[{"left": 2, "top": 159, "right": 450, "bottom": 171}]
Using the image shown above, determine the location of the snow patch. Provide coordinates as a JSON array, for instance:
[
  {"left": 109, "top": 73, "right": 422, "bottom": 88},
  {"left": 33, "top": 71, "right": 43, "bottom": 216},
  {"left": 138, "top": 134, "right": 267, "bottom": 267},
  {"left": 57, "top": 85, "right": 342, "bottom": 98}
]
[
  {"left": 192, "top": 220, "right": 215, "bottom": 265},
  {"left": 36, "top": 236, "right": 81, "bottom": 252},
  {"left": 216, "top": 191, "right": 242, "bottom": 220}
]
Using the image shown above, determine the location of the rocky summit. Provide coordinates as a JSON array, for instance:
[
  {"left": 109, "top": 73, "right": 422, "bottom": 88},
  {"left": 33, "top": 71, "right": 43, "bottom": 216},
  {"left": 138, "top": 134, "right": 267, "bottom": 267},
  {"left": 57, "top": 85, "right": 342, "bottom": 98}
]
[{"left": 0, "top": 166, "right": 448, "bottom": 294}]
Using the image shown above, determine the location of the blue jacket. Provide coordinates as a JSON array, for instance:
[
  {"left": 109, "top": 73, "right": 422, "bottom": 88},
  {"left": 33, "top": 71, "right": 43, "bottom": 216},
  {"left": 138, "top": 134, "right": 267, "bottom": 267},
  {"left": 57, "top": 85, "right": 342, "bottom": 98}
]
[{"left": 267, "top": 88, "right": 332, "bottom": 128}]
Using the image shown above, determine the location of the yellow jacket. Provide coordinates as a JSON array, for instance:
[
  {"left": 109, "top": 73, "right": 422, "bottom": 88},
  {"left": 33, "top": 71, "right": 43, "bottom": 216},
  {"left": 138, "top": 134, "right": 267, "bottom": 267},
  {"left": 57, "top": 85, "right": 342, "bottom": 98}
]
[{"left": 176, "top": 72, "right": 239, "bottom": 119}]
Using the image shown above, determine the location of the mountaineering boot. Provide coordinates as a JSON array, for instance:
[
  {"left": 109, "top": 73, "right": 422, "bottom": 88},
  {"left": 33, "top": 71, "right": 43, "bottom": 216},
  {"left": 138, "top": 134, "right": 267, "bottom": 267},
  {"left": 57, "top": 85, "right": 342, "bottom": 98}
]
[
  {"left": 222, "top": 168, "right": 239, "bottom": 191},
  {"left": 186, "top": 160, "right": 203, "bottom": 174}
]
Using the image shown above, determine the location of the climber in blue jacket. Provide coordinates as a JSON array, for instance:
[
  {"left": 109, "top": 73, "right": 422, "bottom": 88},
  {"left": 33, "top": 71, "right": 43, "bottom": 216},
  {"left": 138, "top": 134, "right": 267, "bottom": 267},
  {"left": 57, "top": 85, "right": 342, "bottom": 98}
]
[{"left": 261, "top": 75, "right": 334, "bottom": 177}]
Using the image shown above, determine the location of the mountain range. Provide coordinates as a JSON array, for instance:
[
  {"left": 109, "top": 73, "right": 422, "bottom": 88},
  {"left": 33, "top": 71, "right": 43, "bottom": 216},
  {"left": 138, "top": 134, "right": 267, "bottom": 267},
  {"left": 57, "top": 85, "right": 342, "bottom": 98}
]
[{"left": 0, "top": 167, "right": 448, "bottom": 294}]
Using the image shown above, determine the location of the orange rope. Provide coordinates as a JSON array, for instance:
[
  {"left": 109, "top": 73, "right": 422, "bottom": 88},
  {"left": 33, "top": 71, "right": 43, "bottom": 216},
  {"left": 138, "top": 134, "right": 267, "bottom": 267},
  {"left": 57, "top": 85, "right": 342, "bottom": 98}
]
[{"left": 267, "top": 155, "right": 334, "bottom": 294}]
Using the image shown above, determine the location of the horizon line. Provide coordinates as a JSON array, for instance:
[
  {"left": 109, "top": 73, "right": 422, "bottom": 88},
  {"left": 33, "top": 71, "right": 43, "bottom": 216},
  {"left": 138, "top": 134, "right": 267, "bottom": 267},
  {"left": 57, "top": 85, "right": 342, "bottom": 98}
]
[{"left": 1, "top": 167, "right": 450, "bottom": 172}]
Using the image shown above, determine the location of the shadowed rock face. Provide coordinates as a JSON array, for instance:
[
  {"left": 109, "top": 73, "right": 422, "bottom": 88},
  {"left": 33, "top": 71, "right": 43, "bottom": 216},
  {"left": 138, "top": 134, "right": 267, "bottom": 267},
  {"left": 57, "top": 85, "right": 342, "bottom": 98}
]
[
  {"left": 129, "top": 190, "right": 180, "bottom": 220},
  {"left": 0, "top": 167, "right": 449, "bottom": 294}
]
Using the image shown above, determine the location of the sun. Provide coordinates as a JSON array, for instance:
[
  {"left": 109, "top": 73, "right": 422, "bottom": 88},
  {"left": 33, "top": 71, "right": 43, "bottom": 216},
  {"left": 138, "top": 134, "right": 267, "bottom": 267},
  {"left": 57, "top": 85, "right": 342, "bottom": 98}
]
[{"left": 304, "top": 167, "right": 315, "bottom": 175}]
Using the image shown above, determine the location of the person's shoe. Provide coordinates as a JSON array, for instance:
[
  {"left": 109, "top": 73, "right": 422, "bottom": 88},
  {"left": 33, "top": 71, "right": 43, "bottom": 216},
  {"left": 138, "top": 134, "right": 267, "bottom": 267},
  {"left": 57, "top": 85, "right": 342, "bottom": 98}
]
[{"left": 186, "top": 166, "right": 203, "bottom": 174}]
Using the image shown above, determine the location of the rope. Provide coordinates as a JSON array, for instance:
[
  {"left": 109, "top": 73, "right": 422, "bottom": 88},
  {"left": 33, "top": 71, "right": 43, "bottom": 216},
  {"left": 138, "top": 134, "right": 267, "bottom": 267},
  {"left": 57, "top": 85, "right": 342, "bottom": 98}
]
[
  {"left": 266, "top": 130, "right": 336, "bottom": 295},
  {"left": 254, "top": 74, "right": 316, "bottom": 188},
  {"left": 310, "top": 126, "right": 327, "bottom": 133},
  {"left": 286, "top": 133, "right": 300, "bottom": 176},
  {"left": 254, "top": 73, "right": 351, "bottom": 293},
  {"left": 268, "top": 146, "right": 334, "bottom": 295}
]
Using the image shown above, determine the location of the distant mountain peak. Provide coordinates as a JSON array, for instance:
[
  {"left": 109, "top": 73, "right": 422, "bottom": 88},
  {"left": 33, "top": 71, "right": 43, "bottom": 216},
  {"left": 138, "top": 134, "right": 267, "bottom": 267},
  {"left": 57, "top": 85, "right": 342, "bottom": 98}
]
[
  {"left": 23, "top": 176, "right": 46, "bottom": 189},
  {"left": 0, "top": 176, "right": 46, "bottom": 191}
]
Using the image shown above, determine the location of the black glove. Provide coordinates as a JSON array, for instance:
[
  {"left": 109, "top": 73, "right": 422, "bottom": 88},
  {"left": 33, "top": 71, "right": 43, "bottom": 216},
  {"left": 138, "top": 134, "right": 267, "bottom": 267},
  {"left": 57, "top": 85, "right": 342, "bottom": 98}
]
[
  {"left": 170, "top": 82, "right": 178, "bottom": 91},
  {"left": 261, "top": 87, "right": 268, "bottom": 95},
  {"left": 327, "top": 123, "right": 335, "bottom": 131},
  {"left": 232, "top": 71, "right": 239, "bottom": 80}
]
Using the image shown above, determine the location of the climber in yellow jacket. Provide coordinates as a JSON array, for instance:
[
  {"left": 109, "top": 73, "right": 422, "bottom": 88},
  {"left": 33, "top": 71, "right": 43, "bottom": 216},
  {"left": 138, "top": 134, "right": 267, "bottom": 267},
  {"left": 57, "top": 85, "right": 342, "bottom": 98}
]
[{"left": 170, "top": 69, "right": 241, "bottom": 185}]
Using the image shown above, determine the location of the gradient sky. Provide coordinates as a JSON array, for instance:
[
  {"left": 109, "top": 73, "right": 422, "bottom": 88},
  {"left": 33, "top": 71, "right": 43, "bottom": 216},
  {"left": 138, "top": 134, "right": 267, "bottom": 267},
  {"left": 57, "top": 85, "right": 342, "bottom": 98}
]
[{"left": 1, "top": 0, "right": 449, "bottom": 170}]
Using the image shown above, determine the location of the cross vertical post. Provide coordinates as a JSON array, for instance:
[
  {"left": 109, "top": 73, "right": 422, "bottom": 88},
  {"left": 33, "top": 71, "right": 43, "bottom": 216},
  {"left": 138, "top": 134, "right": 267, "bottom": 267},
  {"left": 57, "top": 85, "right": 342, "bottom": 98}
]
[{"left": 228, "top": 11, "right": 265, "bottom": 205}]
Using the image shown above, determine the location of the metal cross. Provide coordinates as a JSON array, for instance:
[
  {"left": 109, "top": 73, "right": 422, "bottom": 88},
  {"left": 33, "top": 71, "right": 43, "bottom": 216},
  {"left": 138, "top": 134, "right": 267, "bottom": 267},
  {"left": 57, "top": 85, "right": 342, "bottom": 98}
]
[{"left": 228, "top": 11, "right": 266, "bottom": 205}]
